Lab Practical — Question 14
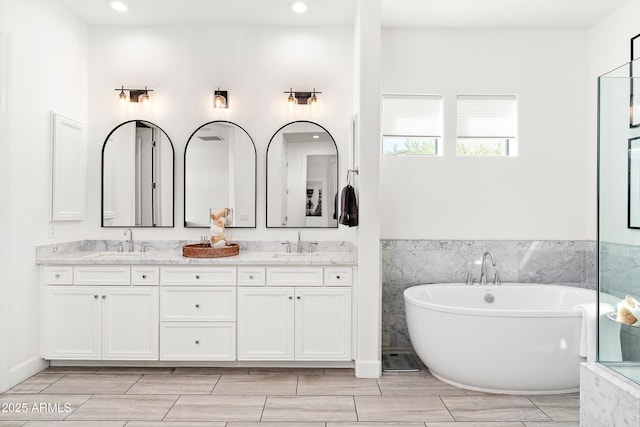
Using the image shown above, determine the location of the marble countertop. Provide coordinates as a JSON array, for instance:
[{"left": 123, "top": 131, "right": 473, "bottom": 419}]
[{"left": 36, "top": 249, "right": 357, "bottom": 266}]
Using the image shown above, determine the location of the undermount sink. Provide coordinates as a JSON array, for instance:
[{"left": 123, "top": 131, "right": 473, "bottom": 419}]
[
  {"left": 272, "top": 252, "right": 321, "bottom": 258},
  {"left": 82, "top": 251, "right": 144, "bottom": 258}
]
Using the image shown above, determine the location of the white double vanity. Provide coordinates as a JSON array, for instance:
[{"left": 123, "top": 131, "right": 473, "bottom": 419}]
[{"left": 37, "top": 243, "right": 356, "bottom": 368}]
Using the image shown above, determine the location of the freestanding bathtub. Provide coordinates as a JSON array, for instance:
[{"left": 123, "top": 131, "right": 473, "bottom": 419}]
[{"left": 404, "top": 283, "right": 595, "bottom": 394}]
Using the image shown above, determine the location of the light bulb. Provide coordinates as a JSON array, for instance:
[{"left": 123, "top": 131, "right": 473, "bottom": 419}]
[
  {"left": 139, "top": 88, "right": 150, "bottom": 106},
  {"left": 289, "top": 1, "right": 308, "bottom": 13},
  {"left": 213, "top": 90, "right": 227, "bottom": 109},
  {"left": 288, "top": 91, "right": 297, "bottom": 105},
  {"left": 214, "top": 95, "right": 225, "bottom": 108},
  {"left": 110, "top": 1, "right": 128, "bottom": 12},
  {"left": 118, "top": 86, "right": 127, "bottom": 107}
]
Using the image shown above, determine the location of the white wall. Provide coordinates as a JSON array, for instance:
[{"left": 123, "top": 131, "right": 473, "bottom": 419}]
[
  {"left": 86, "top": 25, "right": 354, "bottom": 242},
  {"left": 353, "top": 0, "right": 382, "bottom": 378},
  {"left": 381, "top": 28, "right": 590, "bottom": 240},
  {"left": 0, "top": 0, "right": 88, "bottom": 390},
  {"left": 0, "top": 25, "right": 11, "bottom": 394},
  {"left": 588, "top": 0, "right": 640, "bottom": 246}
]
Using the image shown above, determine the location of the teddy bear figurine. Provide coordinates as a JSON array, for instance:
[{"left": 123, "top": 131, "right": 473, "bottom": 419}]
[{"left": 209, "top": 208, "right": 231, "bottom": 248}]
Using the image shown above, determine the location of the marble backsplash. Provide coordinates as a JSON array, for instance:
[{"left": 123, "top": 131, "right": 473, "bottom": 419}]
[{"left": 382, "top": 239, "right": 597, "bottom": 348}]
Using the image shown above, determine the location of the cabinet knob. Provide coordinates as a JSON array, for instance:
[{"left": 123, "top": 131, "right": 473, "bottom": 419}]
[
  {"left": 195, "top": 340, "right": 200, "bottom": 344},
  {"left": 102, "top": 295, "right": 107, "bottom": 299},
  {"left": 297, "top": 296, "right": 301, "bottom": 300},
  {"left": 54, "top": 273, "right": 60, "bottom": 278},
  {"left": 336, "top": 275, "right": 341, "bottom": 279},
  {"left": 94, "top": 295, "right": 99, "bottom": 299},
  {"left": 195, "top": 304, "right": 200, "bottom": 308},
  {"left": 142, "top": 274, "right": 147, "bottom": 279},
  {"left": 249, "top": 275, "right": 254, "bottom": 280},
  {"left": 288, "top": 296, "right": 293, "bottom": 300},
  {"left": 195, "top": 275, "right": 200, "bottom": 279}
]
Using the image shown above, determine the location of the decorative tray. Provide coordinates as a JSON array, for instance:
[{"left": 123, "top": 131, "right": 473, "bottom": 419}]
[
  {"left": 182, "top": 242, "right": 240, "bottom": 258},
  {"left": 606, "top": 312, "right": 640, "bottom": 328}
]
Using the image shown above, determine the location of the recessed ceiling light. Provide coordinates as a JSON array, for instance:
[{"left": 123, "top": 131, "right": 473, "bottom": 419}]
[
  {"left": 289, "top": 1, "right": 308, "bottom": 14},
  {"left": 110, "top": 1, "right": 128, "bottom": 12}
]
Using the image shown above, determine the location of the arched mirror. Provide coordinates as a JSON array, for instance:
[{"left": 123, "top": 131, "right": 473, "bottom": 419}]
[
  {"left": 184, "top": 121, "right": 256, "bottom": 228},
  {"left": 101, "top": 120, "right": 174, "bottom": 227},
  {"left": 266, "top": 121, "right": 338, "bottom": 228}
]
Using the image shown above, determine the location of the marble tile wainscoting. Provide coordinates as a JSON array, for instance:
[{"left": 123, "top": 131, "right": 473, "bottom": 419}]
[{"left": 382, "top": 240, "right": 597, "bottom": 348}]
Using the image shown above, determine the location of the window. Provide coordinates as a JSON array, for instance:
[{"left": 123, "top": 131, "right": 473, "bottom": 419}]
[
  {"left": 382, "top": 94, "right": 443, "bottom": 155},
  {"left": 456, "top": 95, "right": 518, "bottom": 156}
]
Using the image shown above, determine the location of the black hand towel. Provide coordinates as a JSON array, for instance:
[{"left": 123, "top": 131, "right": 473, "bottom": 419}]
[{"left": 339, "top": 184, "right": 358, "bottom": 227}]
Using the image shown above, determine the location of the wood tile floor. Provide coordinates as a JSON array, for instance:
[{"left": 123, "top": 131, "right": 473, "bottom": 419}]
[{"left": 0, "top": 366, "right": 579, "bottom": 426}]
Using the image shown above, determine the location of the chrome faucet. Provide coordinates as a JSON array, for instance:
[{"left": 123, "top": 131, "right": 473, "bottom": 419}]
[
  {"left": 123, "top": 228, "right": 134, "bottom": 252},
  {"left": 479, "top": 251, "right": 499, "bottom": 285}
]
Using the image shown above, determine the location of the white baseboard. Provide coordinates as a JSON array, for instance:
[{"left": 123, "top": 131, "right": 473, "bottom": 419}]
[
  {"left": 355, "top": 359, "right": 381, "bottom": 378},
  {"left": 9, "top": 356, "right": 48, "bottom": 389}
]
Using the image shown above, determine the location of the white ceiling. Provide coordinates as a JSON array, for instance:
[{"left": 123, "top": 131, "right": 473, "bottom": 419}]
[
  {"left": 381, "top": 0, "right": 631, "bottom": 28},
  {"left": 58, "top": 0, "right": 357, "bottom": 27},
  {"left": 59, "top": 0, "right": 630, "bottom": 28}
]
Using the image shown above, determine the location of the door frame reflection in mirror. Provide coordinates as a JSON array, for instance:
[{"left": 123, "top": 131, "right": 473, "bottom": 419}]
[
  {"left": 183, "top": 120, "right": 257, "bottom": 228},
  {"left": 101, "top": 120, "right": 175, "bottom": 228},
  {"left": 266, "top": 120, "right": 339, "bottom": 228}
]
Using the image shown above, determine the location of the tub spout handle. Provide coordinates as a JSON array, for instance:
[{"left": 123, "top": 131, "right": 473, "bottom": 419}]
[{"left": 465, "top": 272, "right": 474, "bottom": 285}]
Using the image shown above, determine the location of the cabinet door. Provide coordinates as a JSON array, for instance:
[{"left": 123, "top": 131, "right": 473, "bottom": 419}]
[
  {"left": 45, "top": 286, "right": 101, "bottom": 359},
  {"left": 102, "top": 287, "right": 159, "bottom": 360},
  {"left": 295, "top": 288, "right": 352, "bottom": 361},
  {"left": 237, "top": 287, "right": 294, "bottom": 360}
]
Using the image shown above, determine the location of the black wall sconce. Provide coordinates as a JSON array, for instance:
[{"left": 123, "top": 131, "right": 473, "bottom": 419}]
[
  {"left": 285, "top": 88, "right": 321, "bottom": 105},
  {"left": 115, "top": 85, "right": 153, "bottom": 104},
  {"left": 214, "top": 88, "right": 228, "bottom": 109}
]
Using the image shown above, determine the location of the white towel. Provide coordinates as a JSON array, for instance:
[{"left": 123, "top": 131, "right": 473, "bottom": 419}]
[{"left": 575, "top": 303, "right": 622, "bottom": 363}]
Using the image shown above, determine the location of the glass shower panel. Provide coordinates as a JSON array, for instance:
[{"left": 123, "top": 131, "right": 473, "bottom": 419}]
[{"left": 599, "top": 59, "right": 640, "bottom": 383}]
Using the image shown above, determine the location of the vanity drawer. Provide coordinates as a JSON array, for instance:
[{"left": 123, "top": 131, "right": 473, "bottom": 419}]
[
  {"left": 324, "top": 268, "right": 353, "bottom": 286},
  {"left": 160, "top": 322, "right": 236, "bottom": 361},
  {"left": 132, "top": 266, "right": 159, "bottom": 286},
  {"left": 43, "top": 266, "right": 73, "bottom": 285},
  {"left": 237, "top": 267, "right": 266, "bottom": 286},
  {"left": 160, "top": 267, "right": 236, "bottom": 286},
  {"left": 266, "top": 267, "right": 323, "bottom": 286},
  {"left": 160, "top": 287, "right": 235, "bottom": 321},
  {"left": 74, "top": 266, "right": 131, "bottom": 286}
]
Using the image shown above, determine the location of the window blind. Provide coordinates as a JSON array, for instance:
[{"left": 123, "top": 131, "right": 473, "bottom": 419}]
[
  {"left": 383, "top": 94, "right": 443, "bottom": 137},
  {"left": 456, "top": 95, "right": 517, "bottom": 138}
]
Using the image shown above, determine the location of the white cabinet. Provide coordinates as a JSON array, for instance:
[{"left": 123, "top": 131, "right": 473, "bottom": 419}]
[
  {"left": 160, "top": 322, "right": 236, "bottom": 361},
  {"left": 45, "top": 287, "right": 102, "bottom": 359},
  {"left": 159, "top": 267, "right": 237, "bottom": 361},
  {"left": 42, "top": 263, "right": 353, "bottom": 364},
  {"left": 102, "top": 287, "right": 159, "bottom": 360},
  {"left": 295, "top": 287, "right": 352, "bottom": 360},
  {"left": 237, "top": 287, "right": 295, "bottom": 360},
  {"left": 237, "top": 286, "right": 351, "bottom": 361},
  {"left": 44, "top": 286, "right": 158, "bottom": 360}
]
